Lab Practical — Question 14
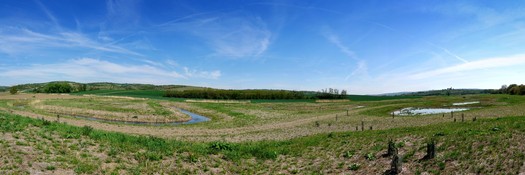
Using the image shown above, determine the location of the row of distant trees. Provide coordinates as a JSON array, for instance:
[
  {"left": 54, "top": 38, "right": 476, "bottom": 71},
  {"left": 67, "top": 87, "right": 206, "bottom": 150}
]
[
  {"left": 165, "top": 89, "right": 307, "bottom": 100},
  {"left": 33, "top": 82, "right": 73, "bottom": 93},
  {"left": 314, "top": 88, "right": 348, "bottom": 99},
  {"left": 164, "top": 88, "right": 349, "bottom": 100},
  {"left": 499, "top": 84, "right": 525, "bottom": 95}
]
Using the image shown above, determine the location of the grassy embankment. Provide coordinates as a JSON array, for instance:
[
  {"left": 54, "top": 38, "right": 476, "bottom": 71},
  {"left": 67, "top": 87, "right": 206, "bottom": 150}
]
[{"left": 1, "top": 110, "right": 524, "bottom": 174}]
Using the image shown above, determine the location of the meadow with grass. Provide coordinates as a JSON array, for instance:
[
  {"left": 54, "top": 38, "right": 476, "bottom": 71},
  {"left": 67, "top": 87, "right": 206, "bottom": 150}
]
[{"left": 1, "top": 89, "right": 525, "bottom": 174}]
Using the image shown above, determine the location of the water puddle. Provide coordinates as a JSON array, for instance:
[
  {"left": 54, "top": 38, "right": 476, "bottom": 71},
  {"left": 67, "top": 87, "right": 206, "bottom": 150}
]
[
  {"left": 72, "top": 108, "right": 210, "bottom": 126},
  {"left": 393, "top": 107, "right": 469, "bottom": 116},
  {"left": 452, "top": 101, "right": 479, "bottom": 106}
]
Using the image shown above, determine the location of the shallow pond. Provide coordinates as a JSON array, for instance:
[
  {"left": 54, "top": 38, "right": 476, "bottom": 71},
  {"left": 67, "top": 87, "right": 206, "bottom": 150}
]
[
  {"left": 393, "top": 107, "right": 469, "bottom": 116},
  {"left": 452, "top": 101, "right": 479, "bottom": 106},
  {"left": 73, "top": 108, "right": 210, "bottom": 125}
]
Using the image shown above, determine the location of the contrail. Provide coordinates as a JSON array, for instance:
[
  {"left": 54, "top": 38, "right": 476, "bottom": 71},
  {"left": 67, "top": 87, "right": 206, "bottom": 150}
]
[
  {"left": 443, "top": 48, "right": 469, "bottom": 63},
  {"left": 426, "top": 42, "right": 469, "bottom": 63},
  {"left": 366, "top": 20, "right": 469, "bottom": 63}
]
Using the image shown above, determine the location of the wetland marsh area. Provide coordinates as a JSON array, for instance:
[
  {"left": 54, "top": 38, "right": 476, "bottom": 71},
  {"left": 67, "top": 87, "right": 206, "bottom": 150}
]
[
  {"left": 3, "top": 0, "right": 525, "bottom": 174},
  {"left": 1, "top": 91, "right": 525, "bottom": 174}
]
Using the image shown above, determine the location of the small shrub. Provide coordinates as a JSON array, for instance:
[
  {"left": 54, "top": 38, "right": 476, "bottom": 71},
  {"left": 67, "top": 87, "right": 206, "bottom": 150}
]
[
  {"left": 209, "top": 142, "right": 234, "bottom": 151},
  {"left": 223, "top": 151, "right": 242, "bottom": 161},
  {"left": 186, "top": 153, "right": 198, "bottom": 163},
  {"left": 81, "top": 125, "right": 93, "bottom": 136},
  {"left": 343, "top": 151, "right": 354, "bottom": 158},
  {"left": 396, "top": 141, "right": 405, "bottom": 148},
  {"left": 438, "top": 161, "right": 446, "bottom": 170},
  {"left": 74, "top": 162, "right": 97, "bottom": 174},
  {"left": 41, "top": 118, "right": 51, "bottom": 126},
  {"left": 134, "top": 151, "right": 163, "bottom": 161},
  {"left": 15, "top": 141, "right": 28, "bottom": 146},
  {"left": 46, "top": 165, "right": 56, "bottom": 171},
  {"left": 434, "top": 132, "right": 445, "bottom": 136},
  {"left": 403, "top": 150, "right": 415, "bottom": 162},
  {"left": 349, "top": 163, "right": 360, "bottom": 170},
  {"left": 146, "top": 152, "right": 163, "bottom": 161},
  {"left": 365, "top": 152, "right": 376, "bottom": 160},
  {"left": 64, "top": 133, "right": 80, "bottom": 139},
  {"left": 108, "top": 147, "right": 120, "bottom": 157}
]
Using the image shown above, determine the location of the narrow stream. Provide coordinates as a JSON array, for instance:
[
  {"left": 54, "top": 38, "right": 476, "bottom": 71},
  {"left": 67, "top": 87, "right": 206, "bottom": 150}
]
[{"left": 72, "top": 108, "right": 210, "bottom": 126}]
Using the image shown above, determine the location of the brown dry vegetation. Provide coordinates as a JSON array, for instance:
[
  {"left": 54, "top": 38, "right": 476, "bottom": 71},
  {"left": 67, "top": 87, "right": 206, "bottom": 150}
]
[
  {"left": 1, "top": 92, "right": 525, "bottom": 174},
  {"left": 1, "top": 93, "right": 525, "bottom": 142}
]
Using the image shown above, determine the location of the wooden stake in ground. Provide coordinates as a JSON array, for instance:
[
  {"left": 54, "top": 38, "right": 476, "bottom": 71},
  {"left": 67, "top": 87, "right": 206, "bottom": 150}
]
[
  {"left": 461, "top": 113, "right": 464, "bottom": 122},
  {"left": 384, "top": 141, "right": 402, "bottom": 175},
  {"left": 383, "top": 140, "right": 396, "bottom": 157},
  {"left": 361, "top": 121, "right": 364, "bottom": 131},
  {"left": 423, "top": 139, "right": 436, "bottom": 160}
]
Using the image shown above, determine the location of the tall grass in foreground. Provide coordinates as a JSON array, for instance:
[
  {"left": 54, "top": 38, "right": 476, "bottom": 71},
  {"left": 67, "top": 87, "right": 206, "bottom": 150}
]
[{"left": 0, "top": 111, "right": 284, "bottom": 161}]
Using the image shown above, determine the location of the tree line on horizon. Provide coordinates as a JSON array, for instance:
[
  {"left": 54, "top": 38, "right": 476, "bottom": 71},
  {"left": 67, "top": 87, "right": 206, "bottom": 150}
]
[
  {"left": 33, "top": 82, "right": 74, "bottom": 93},
  {"left": 164, "top": 88, "right": 348, "bottom": 100},
  {"left": 498, "top": 84, "right": 525, "bottom": 95}
]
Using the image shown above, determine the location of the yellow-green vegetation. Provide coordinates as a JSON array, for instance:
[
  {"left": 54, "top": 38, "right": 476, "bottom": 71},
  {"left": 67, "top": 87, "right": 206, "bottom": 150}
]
[
  {"left": 1, "top": 111, "right": 525, "bottom": 174},
  {"left": 1, "top": 92, "right": 525, "bottom": 174},
  {"left": 0, "top": 95, "right": 190, "bottom": 123}
]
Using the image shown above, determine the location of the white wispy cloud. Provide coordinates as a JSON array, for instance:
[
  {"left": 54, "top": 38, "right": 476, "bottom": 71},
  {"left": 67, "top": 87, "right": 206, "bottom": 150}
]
[
  {"left": 162, "top": 15, "right": 272, "bottom": 58},
  {"left": 410, "top": 54, "right": 525, "bottom": 79},
  {"left": 0, "top": 27, "right": 141, "bottom": 56},
  {"left": 346, "top": 60, "right": 368, "bottom": 80},
  {"left": 34, "top": 0, "right": 60, "bottom": 29},
  {"left": 322, "top": 28, "right": 368, "bottom": 80},
  {"left": 183, "top": 67, "right": 221, "bottom": 79},
  {"left": 0, "top": 58, "right": 221, "bottom": 84},
  {"left": 433, "top": 2, "right": 525, "bottom": 27},
  {"left": 322, "top": 30, "right": 359, "bottom": 61}
]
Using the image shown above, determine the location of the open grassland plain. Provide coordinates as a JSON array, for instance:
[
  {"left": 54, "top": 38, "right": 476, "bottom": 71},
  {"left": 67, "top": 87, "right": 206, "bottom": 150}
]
[
  {"left": 1, "top": 92, "right": 525, "bottom": 174},
  {"left": 0, "top": 94, "right": 189, "bottom": 123},
  {"left": 1, "top": 111, "right": 525, "bottom": 174},
  {"left": 1, "top": 93, "right": 524, "bottom": 142}
]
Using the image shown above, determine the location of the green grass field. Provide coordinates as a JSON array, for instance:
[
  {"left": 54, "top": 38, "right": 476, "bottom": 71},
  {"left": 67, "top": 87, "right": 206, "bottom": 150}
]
[
  {"left": 1, "top": 111, "right": 524, "bottom": 174},
  {"left": 74, "top": 89, "right": 422, "bottom": 103},
  {"left": 1, "top": 91, "right": 525, "bottom": 174},
  {"left": 72, "top": 90, "right": 179, "bottom": 100}
]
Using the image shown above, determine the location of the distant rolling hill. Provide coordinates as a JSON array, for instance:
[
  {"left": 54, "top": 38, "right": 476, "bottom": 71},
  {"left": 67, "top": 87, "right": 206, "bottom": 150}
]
[
  {"left": 0, "top": 86, "right": 8, "bottom": 92},
  {"left": 10, "top": 81, "right": 204, "bottom": 93}
]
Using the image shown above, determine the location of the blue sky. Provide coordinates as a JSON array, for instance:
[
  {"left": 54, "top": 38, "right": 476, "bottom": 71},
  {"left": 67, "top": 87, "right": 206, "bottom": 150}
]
[{"left": 1, "top": 0, "right": 525, "bottom": 94}]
